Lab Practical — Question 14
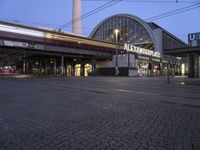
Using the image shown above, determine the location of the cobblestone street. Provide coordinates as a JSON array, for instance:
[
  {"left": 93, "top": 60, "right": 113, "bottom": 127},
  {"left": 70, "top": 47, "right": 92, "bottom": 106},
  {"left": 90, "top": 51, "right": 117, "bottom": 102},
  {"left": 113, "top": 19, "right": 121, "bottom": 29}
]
[{"left": 0, "top": 77, "right": 200, "bottom": 150}]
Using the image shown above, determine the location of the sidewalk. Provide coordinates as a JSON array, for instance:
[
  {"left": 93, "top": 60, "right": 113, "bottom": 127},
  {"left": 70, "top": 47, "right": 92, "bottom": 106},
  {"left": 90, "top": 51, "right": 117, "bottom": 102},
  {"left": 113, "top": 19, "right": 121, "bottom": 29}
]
[
  {"left": 0, "top": 74, "right": 63, "bottom": 78},
  {"left": 172, "top": 76, "right": 200, "bottom": 86},
  {"left": 0, "top": 74, "right": 32, "bottom": 78}
]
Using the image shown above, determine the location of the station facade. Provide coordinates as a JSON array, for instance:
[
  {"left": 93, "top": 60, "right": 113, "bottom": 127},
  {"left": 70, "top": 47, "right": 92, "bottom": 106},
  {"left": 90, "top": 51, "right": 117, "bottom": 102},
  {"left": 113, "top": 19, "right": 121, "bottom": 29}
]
[
  {"left": 188, "top": 32, "right": 200, "bottom": 78},
  {"left": 0, "top": 21, "right": 115, "bottom": 76},
  {"left": 0, "top": 14, "right": 192, "bottom": 77},
  {"left": 90, "top": 14, "right": 187, "bottom": 76}
]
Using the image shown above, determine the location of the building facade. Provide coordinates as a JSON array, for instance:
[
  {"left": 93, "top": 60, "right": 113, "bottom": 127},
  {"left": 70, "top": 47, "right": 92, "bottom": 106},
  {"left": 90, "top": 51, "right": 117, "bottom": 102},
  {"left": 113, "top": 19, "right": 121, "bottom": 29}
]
[
  {"left": 0, "top": 21, "right": 115, "bottom": 76},
  {"left": 0, "top": 14, "right": 190, "bottom": 77},
  {"left": 187, "top": 32, "right": 200, "bottom": 78},
  {"left": 90, "top": 14, "right": 187, "bottom": 76}
]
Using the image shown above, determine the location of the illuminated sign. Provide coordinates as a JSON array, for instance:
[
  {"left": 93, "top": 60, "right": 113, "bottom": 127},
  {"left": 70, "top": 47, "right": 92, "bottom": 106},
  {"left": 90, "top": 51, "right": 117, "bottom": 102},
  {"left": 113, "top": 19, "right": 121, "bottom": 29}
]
[
  {"left": 3, "top": 40, "right": 29, "bottom": 48},
  {"left": 124, "top": 43, "right": 160, "bottom": 58},
  {"left": 188, "top": 32, "right": 200, "bottom": 41},
  {"left": 138, "top": 55, "right": 150, "bottom": 60}
]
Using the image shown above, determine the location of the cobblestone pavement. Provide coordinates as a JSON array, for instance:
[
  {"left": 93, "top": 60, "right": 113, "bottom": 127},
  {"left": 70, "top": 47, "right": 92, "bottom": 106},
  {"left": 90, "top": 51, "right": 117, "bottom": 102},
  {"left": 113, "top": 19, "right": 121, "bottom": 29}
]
[{"left": 0, "top": 76, "right": 200, "bottom": 150}]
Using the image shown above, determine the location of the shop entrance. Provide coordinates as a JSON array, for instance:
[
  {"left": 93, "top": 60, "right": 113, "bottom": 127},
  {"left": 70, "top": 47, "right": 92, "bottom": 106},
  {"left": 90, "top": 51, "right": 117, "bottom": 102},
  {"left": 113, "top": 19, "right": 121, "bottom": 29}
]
[
  {"left": 84, "top": 64, "right": 92, "bottom": 76},
  {"left": 152, "top": 62, "right": 161, "bottom": 76},
  {"left": 138, "top": 60, "right": 149, "bottom": 76},
  {"left": 66, "top": 65, "right": 72, "bottom": 76},
  {"left": 75, "top": 64, "right": 81, "bottom": 76}
]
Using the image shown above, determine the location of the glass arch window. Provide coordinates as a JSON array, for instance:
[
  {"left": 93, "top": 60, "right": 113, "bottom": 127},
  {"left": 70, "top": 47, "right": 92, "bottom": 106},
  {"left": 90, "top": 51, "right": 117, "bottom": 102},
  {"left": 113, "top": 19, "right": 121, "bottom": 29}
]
[{"left": 91, "top": 15, "right": 154, "bottom": 50}]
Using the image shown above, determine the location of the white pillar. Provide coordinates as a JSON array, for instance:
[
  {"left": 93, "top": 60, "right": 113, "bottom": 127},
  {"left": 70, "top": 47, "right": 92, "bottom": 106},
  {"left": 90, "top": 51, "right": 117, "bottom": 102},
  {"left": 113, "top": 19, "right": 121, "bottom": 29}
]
[
  {"left": 23, "top": 52, "right": 26, "bottom": 74},
  {"left": 72, "top": 0, "right": 82, "bottom": 35},
  {"left": 23, "top": 60, "right": 26, "bottom": 74}
]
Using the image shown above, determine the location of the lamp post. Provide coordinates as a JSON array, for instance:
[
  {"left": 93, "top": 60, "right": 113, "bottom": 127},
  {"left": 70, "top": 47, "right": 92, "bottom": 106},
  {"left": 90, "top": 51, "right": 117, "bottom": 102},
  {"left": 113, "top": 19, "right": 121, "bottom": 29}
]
[{"left": 114, "top": 29, "right": 119, "bottom": 76}]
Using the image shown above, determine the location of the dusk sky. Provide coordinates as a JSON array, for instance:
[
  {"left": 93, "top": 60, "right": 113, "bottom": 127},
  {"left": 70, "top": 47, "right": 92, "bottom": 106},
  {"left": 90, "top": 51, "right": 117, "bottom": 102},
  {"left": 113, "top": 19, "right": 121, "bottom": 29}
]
[{"left": 0, "top": 0, "right": 199, "bottom": 43}]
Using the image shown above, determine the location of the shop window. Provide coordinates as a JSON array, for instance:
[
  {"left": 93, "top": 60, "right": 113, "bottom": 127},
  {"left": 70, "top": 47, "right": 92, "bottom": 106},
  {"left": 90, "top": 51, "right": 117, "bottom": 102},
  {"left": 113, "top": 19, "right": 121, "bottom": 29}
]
[{"left": 66, "top": 65, "right": 72, "bottom": 76}]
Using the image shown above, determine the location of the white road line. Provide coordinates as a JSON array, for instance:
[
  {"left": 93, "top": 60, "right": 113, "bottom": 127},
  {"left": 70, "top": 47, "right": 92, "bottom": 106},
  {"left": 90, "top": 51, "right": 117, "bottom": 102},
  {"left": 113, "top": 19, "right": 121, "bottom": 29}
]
[{"left": 113, "top": 89, "right": 156, "bottom": 95}]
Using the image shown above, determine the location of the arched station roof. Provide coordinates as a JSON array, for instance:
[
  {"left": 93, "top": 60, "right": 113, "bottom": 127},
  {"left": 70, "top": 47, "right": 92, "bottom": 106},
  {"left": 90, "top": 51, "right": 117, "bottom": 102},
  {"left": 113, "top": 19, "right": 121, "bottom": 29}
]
[{"left": 90, "top": 14, "right": 158, "bottom": 51}]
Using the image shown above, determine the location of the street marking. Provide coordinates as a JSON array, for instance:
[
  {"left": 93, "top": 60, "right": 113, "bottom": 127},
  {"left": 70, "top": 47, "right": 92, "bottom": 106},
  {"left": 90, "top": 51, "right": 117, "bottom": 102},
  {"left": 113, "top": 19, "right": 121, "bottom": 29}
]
[{"left": 113, "top": 89, "right": 156, "bottom": 95}]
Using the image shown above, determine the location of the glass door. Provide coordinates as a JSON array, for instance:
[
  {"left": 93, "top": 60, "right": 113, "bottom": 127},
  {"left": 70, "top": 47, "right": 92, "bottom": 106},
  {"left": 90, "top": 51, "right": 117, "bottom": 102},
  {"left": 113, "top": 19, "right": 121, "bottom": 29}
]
[{"left": 75, "top": 64, "right": 81, "bottom": 76}]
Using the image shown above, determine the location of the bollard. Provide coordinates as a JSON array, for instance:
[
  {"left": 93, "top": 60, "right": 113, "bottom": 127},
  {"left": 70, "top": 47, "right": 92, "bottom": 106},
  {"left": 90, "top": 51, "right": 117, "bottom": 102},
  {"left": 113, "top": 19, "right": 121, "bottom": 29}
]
[
  {"left": 167, "top": 67, "right": 170, "bottom": 84},
  {"left": 167, "top": 73, "right": 170, "bottom": 83}
]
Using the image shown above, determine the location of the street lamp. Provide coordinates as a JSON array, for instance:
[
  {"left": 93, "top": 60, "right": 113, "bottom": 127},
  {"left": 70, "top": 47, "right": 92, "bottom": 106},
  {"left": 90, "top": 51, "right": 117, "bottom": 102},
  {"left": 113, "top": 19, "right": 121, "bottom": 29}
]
[{"left": 114, "top": 29, "right": 119, "bottom": 76}]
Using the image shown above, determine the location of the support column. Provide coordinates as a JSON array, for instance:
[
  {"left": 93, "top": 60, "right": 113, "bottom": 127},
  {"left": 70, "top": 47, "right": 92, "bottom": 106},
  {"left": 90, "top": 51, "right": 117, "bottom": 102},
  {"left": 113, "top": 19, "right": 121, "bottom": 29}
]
[
  {"left": 194, "top": 54, "right": 199, "bottom": 78},
  {"left": 45, "top": 59, "right": 48, "bottom": 75},
  {"left": 61, "top": 56, "right": 64, "bottom": 76},
  {"left": 91, "top": 57, "right": 96, "bottom": 76},
  {"left": 160, "top": 62, "right": 163, "bottom": 76},
  {"left": 187, "top": 53, "right": 190, "bottom": 77},
  {"left": 188, "top": 53, "right": 195, "bottom": 78},
  {"left": 26, "top": 61, "right": 29, "bottom": 74},
  {"left": 72, "top": 64, "right": 75, "bottom": 76},
  {"left": 81, "top": 63, "right": 84, "bottom": 76},
  {"left": 128, "top": 53, "right": 130, "bottom": 68},
  {"left": 127, "top": 53, "right": 130, "bottom": 76},
  {"left": 54, "top": 58, "right": 57, "bottom": 75},
  {"left": 23, "top": 60, "right": 26, "bottom": 74},
  {"left": 198, "top": 56, "right": 200, "bottom": 78},
  {"left": 39, "top": 60, "right": 42, "bottom": 75},
  {"left": 172, "top": 57, "right": 175, "bottom": 77},
  {"left": 23, "top": 52, "right": 26, "bottom": 74}
]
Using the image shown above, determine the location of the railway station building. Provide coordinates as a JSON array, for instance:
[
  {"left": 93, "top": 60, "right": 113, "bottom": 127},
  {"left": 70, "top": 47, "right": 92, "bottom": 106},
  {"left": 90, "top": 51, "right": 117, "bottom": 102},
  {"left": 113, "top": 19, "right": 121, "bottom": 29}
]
[
  {"left": 90, "top": 14, "right": 187, "bottom": 76},
  {"left": 1, "top": 14, "right": 198, "bottom": 77}
]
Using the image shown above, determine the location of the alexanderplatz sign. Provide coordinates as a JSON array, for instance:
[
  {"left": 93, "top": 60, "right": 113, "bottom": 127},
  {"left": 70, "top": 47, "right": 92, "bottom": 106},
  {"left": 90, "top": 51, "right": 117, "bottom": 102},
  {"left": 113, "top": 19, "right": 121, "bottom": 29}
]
[{"left": 124, "top": 43, "right": 160, "bottom": 58}]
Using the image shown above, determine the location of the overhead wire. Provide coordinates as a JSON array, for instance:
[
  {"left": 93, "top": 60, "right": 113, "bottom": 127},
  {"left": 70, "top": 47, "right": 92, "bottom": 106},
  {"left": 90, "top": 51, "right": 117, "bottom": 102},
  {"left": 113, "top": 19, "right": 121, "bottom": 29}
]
[
  {"left": 0, "top": 18, "right": 60, "bottom": 28},
  {"left": 80, "top": 2, "right": 200, "bottom": 33},
  {"left": 149, "top": 6, "right": 200, "bottom": 21},
  {"left": 56, "top": 0, "right": 122, "bottom": 30},
  {"left": 82, "top": 0, "right": 199, "bottom": 4},
  {"left": 146, "top": 2, "right": 200, "bottom": 21},
  {"left": 2, "top": 0, "right": 121, "bottom": 31},
  {"left": 57, "top": 0, "right": 199, "bottom": 31},
  {"left": 79, "top": 3, "right": 200, "bottom": 36},
  {"left": 2, "top": 1, "right": 199, "bottom": 33}
]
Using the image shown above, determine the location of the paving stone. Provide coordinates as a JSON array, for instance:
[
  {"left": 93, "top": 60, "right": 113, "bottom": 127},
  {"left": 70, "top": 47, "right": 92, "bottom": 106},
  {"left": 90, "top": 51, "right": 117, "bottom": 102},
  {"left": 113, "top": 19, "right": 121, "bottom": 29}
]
[{"left": 0, "top": 77, "right": 200, "bottom": 149}]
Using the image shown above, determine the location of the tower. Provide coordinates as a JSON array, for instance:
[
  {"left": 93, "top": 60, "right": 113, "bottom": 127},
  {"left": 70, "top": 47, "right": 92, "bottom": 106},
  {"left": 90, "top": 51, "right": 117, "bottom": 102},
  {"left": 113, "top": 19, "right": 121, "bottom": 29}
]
[{"left": 72, "top": 0, "right": 82, "bottom": 35}]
